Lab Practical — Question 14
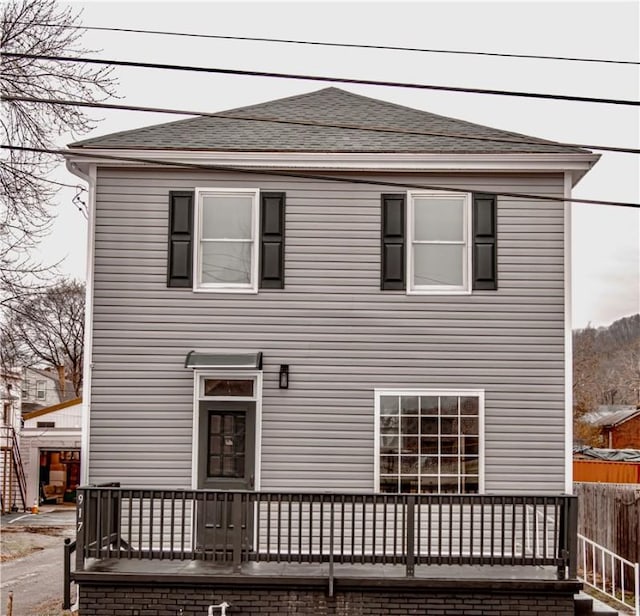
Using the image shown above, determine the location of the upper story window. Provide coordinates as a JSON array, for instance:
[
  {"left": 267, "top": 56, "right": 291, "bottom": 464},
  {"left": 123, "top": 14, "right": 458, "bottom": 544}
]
[
  {"left": 407, "top": 191, "right": 472, "bottom": 294},
  {"left": 36, "top": 380, "right": 47, "bottom": 399},
  {"left": 193, "top": 188, "right": 259, "bottom": 292}
]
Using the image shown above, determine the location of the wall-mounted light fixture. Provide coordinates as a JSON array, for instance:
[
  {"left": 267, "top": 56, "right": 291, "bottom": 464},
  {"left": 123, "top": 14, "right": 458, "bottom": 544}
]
[{"left": 279, "top": 364, "right": 289, "bottom": 389}]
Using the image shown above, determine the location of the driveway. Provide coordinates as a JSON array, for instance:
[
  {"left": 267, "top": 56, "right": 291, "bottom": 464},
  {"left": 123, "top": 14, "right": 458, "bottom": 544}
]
[{"left": 1, "top": 507, "right": 76, "bottom": 616}]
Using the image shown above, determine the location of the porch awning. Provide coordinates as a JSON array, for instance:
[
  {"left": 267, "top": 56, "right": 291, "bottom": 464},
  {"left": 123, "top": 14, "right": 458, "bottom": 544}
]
[{"left": 184, "top": 351, "right": 263, "bottom": 370}]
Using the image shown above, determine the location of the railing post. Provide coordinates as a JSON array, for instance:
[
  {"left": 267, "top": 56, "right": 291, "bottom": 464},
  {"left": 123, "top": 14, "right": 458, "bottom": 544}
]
[
  {"left": 63, "top": 538, "right": 73, "bottom": 610},
  {"left": 231, "top": 492, "right": 242, "bottom": 570},
  {"left": 406, "top": 495, "right": 415, "bottom": 577},
  {"left": 566, "top": 496, "right": 579, "bottom": 580},
  {"left": 75, "top": 488, "right": 86, "bottom": 570}
]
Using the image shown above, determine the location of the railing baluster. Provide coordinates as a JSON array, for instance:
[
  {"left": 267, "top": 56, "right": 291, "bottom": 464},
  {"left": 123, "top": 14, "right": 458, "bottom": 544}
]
[
  {"left": 159, "top": 491, "right": 165, "bottom": 559},
  {"left": 169, "top": 492, "right": 175, "bottom": 559},
  {"left": 287, "top": 494, "right": 292, "bottom": 563},
  {"left": 95, "top": 490, "right": 102, "bottom": 558},
  {"left": 266, "top": 493, "right": 272, "bottom": 561},
  {"left": 382, "top": 494, "right": 388, "bottom": 564},
  {"left": 416, "top": 496, "right": 421, "bottom": 566},
  {"left": 458, "top": 497, "right": 463, "bottom": 565},
  {"left": 340, "top": 495, "right": 345, "bottom": 562},
  {"left": 448, "top": 494, "right": 453, "bottom": 565},
  {"left": 361, "top": 496, "right": 366, "bottom": 564},
  {"left": 276, "top": 493, "right": 282, "bottom": 563},
  {"left": 470, "top": 497, "right": 474, "bottom": 563},
  {"left": 180, "top": 491, "right": 186, "bottom": 560},
  {"left": 137, "top": 491, "right": 143, "bottom": 559},
  {"left": 308, "top": 496, "right": 313, "bottom": 563},
  {"left": 106, "top": 489, "right": 113, "bottom": 559},
  {"left": 148, "top": 490, "right": 154, "bottom": 559}
]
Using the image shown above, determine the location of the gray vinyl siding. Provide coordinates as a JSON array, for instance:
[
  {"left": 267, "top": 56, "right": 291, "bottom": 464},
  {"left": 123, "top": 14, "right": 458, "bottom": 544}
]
[{"left": 89, "top": 168, "right": 567, "bottom": 493}]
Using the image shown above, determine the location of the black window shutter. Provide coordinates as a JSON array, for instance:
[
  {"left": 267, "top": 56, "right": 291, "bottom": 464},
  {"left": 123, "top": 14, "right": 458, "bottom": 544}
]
[
  {"left": 260, "top": 192, "right": 286, "bottom": 289},
  {"left": 381, "top": 194, "right": 406, "bottom": 290},
  {"left": 472, "top": 193, "right": 497, "bottom": 290},
  {"left": 167, "top": 191, "right": 194, "bottom": 288}
]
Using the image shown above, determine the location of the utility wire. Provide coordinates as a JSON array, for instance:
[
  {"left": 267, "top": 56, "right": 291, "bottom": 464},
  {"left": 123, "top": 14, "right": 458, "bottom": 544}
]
[
  {"left": 4, "top": 52, "right": 639, "bottom": 107},
  {"left": 4, "top": 95, "right": 638, "bottom": 155},
  {"left": 3, "top": 144, "right": 638, "bottom": 209},
  {"left": 22, "top": 22, "right": 640, "bottom": 66}
]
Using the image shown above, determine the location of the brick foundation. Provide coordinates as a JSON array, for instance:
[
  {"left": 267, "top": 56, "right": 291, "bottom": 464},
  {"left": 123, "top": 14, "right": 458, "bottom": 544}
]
[{"left": 78, "top": 584, "right": 576, "bottom": 616}]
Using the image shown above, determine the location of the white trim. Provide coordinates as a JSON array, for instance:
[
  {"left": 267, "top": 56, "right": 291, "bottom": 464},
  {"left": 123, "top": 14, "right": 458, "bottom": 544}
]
[
  {"left": 373, "top": 388, "right": 485, "bottom": 494},
  {"left": 406, "top": 191, "right": 472, "bottom": 295},
  {"left": 193, "top": 188, "right": 259, "bottom": 293},
  {"left": 564, "top": 172, "right": 573, "bottom": 495},
  {"left": 64, "top": 148, "right": 599, "bottom": 184},
  {"left": 191, "top": 370, "right": 262, "bottom": 490},
  {"left": 66, "top": 162, "right": 95, "bottom": 486}
]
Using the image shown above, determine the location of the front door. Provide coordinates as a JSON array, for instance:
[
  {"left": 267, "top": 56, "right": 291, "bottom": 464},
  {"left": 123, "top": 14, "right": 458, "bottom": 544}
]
[
  {"left": 198, "top": 400, "right": 255, "bottom": 491},
  {"left": 196, "top": 399, "right": 256, "bottom": 557}
]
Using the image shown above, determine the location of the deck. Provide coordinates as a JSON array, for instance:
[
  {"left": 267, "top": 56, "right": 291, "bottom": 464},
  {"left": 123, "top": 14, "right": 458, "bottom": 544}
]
[{"left": 71, "top": 487, "right": 579, "bottom": 580}]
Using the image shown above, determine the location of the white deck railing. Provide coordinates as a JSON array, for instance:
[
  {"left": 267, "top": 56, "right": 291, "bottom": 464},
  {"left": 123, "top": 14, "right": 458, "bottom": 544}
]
[{"left": 578, "top": 533, "right": 639, "bottom": 615}]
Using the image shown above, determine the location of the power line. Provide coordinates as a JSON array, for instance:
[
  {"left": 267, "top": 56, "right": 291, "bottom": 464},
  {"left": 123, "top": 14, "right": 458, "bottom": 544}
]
[
  {"left": 3, "top": 144, "right": 638, "bottom": 209},
  {"left": 22, "top": 22, "right": 640, "bottom": 66},
  {"left": 4, "top": 52, "right": 639, "bottom": 107},
  {"left": 4, "top": 95, "right": 638, "bottom": 155}
]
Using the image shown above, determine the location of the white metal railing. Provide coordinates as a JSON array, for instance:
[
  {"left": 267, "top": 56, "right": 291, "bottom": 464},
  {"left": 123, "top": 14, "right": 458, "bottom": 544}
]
[{"left": 578, "top": 533, "right": 640, "bottom": 615}]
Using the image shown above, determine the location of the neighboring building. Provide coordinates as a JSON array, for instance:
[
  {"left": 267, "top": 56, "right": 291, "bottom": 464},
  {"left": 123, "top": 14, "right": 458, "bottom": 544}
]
[
  {"left": 581, "top": 405, "right": 640, "bottom": 449},
  {"left": 64, "top": 87, "right": 600, "bottom": 615},
  {"left": 0, "top": 368, "right": 26, "bottom": 512},
  {"left": 21, "top": 367, "right": 76, "bottom": 414},
  {"left": 20, "top": 397, "right": 82, "bottom": 506}
]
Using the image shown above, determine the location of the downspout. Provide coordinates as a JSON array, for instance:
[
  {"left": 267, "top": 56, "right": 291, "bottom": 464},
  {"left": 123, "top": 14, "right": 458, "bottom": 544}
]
[{"left": 65, "top": 160, "right": 96, "bottom": 486}]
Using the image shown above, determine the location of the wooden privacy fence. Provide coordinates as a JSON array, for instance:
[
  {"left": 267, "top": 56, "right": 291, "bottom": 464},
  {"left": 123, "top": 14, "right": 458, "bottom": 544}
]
[
  {"left": 575, "top": 482, "right": 640, "bottom": 591},
  {"left": 74, "top": 487, "right": 578, "bottom": 580}
]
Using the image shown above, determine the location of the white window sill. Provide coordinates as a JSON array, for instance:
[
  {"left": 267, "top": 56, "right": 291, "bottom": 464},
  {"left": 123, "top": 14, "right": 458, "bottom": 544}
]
[
  {"left": 192, "top": 287, "right": 258, "bottom": 294},
  {"left": 406, "top": 288, "right": 472, "bottom": 296}
]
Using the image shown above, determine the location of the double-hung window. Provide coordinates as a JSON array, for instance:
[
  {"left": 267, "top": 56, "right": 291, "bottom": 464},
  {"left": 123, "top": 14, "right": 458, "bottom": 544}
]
[
  {"left": 36, "top": 380, "right": 46, "bottom": 400},
  {"left": 407, "top": 191, "right": 472, "bottom": 294},
  {"left": 194, "top": 188, "right": 259, "bottom": 292}
]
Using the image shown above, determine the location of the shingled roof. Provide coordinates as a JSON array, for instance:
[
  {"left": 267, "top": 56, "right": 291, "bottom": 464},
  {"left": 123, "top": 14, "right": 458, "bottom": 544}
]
[{"left": 70, "top": 87, "right": 586, "bottom": 154}]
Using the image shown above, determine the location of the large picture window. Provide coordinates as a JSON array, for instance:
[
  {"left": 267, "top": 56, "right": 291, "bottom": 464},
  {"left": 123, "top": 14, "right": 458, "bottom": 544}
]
[
  {"left": 194, "top": 188, "right": 259, "bottom": 292},
  {"left": 407, "top": 191, "right": 471, "bottom": 294},
  {"left": 375, "top": 390, "right": 483, "bottom": 494}
]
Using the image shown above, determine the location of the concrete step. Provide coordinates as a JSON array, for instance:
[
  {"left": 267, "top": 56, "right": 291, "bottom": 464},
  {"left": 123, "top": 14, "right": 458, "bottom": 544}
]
[{"left": 575, "top": 591, "right": 620, "bottom": 616}]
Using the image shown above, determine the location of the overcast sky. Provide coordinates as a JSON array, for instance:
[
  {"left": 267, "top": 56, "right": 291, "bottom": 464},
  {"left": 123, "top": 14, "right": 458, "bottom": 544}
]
[{"left": 40, "top": 0, "right": 639, "bottom": 329}]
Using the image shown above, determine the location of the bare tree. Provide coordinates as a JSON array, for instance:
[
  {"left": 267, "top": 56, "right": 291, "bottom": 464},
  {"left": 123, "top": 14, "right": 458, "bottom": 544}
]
[
  {"left": 0, "top": 0, "right": 116, "bottom": 302},
  {"left": 2, "top": 279, "right": 85, "bottom": 397}
]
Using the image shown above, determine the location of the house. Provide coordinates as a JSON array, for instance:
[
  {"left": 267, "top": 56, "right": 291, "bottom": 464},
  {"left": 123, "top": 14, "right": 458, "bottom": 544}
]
[
  {"left": 581, "top": 404, "right": 640, "bottom": 449},
  {"left": 21, "top": 366, "right": 76, "bottom": 414},
  {"left": 64, "top": 87, "right": 600, "bottom": 615},
  {"left": 20, "top": 397, "right": 82, "bottom": 506}
]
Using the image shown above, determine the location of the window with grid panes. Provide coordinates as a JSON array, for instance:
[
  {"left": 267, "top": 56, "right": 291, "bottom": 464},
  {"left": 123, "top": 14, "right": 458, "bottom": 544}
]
[{"left": 378, "top": 393, "right": 480, "bottom": 494}]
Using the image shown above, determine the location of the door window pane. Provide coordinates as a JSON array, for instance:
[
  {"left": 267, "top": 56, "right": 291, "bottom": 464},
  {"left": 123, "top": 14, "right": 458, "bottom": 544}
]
[{"left": 207, "top": 412, "right": 246, "bottom": 478}]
